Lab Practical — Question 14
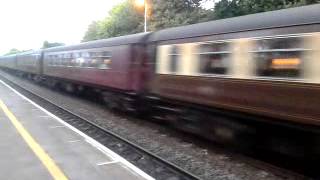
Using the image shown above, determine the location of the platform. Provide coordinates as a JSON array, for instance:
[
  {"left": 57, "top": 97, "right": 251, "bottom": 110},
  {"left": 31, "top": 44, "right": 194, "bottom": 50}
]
[{"left": 0, "top": 80, "right": 155, "bottom": 180}]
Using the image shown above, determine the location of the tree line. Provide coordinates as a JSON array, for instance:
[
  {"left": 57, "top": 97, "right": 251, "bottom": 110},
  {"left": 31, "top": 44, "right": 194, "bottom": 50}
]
[
  {"left": 82, "top": 0, "right": 319, "bottom": 42},
  {"left": 4, "top": 0, "right": 319, "bottom": 55},
  {"left": 4, "top": 41, "right": 65, "bottom": 55}
]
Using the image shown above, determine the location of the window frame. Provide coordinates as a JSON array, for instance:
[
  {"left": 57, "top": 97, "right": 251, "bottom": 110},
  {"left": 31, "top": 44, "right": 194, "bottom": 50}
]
[
  {"left": 248, "top": 35, "right": 310, "bottom": 81},
  {"left": 196, "top": 40, "right": 232, "bottom": 76},
  {"left": 45, "top": 48, "right": 113, "bottom": 70}
]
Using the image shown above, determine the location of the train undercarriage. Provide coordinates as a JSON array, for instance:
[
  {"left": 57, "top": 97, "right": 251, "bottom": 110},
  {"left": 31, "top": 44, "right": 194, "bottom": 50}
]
[{"left": 2, "top": 67, "right": 320, "bottom": 175}]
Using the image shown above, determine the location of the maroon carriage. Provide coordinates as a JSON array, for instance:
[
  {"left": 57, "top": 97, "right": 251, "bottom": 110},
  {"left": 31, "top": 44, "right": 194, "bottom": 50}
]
[
  {"left": 0, "top": 54, "right": 17, "bottom": 70},
  {"left": 42, "top": 33, "right": 150, "bottom": 110},
  {"left": 42, "top": 33, "right": 150, "bottom": 93},
  {"left": 16, "top": 50, "right": 43, "bottom": 80}
]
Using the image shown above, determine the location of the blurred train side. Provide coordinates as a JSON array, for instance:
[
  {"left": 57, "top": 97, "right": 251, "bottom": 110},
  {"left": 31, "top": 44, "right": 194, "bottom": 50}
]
[
  {"left": 0, "top": 54, "right": 17, "bottom": 70},
  {"left": 16, "top": 50, "right": 42, "bottom": 75},
  {"left": 41, "top": 33, "right": 150, "bottom": 94},
  {"left": 0, "top": 4, "right": 320, "bottom": 130},
  {"left": 148, "top": 4, "right": 320, "bottom": 127}
]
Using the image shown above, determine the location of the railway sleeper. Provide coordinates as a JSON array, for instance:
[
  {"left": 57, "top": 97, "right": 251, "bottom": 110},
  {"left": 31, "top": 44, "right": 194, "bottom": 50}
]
[
  {"left": 147, "top": 99, "right": 256, "bottom": 146},
  {"left": 102, "top": 91, "right": 138, "bottom": 113},
  {"left": 177, "top": 108, "right": 255, "bottom": 145}
]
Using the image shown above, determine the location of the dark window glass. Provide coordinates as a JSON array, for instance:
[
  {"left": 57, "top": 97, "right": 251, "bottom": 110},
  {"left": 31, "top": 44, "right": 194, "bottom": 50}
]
[
  {"left": 73, "top": 53, "right": 81, "bottom": 58},
  {"left": 87, "top": 51, "right": 112, "bottom": 69},
  {"left": 82, "top": 52, "right": 90, "bottom": 58},
  {"left": 62, "top": 58, "right": 69, "bottom": 66},
  {"left": 70, "top": 58, "right": 76, "bottom": 67},
  {"left": 253, "top": 37, "right": 304, "bottom": 78},
  {"left": 102, "top": 51, "right": 111, "bottom": 57},
  {"left": 88, "top": 59, "right": 97, "bottom": 68},
  {"left": 200, "top": 54, "right": 229, "bottom": 74},
  {"left": 199, "top": 42, "right": 230, "bottom": 75},
  {"left": 201, "top": 42, "right": 229, "bottom": 52},
  {"left": 90, "top": 52, "right": 101, "bottom": 57},
  {"left": 47, "top": 56, "right": 51, "bottom": 65},
  {"left": 52, "top": 55, "right": 58, "bottom": 66},
  {"left": 81, "top": 58, "right": 88, "bottom": 67},
  {"left": 48, "top": 56, "right": 51, "bottom": 65},
  {"left": 169, "top": 46, "right": 179, "bottom": 73},
  {"left": 86, "top": 58, "right": 95, "bottom": 68},
  {"left": 252, "top": 37, "right": 302, "bottom": 51}
]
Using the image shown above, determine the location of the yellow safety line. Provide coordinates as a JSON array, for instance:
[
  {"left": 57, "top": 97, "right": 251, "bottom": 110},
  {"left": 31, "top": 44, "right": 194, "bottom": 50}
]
[{"left": 0, "top": 99, "right": 68, "bottom": 180}]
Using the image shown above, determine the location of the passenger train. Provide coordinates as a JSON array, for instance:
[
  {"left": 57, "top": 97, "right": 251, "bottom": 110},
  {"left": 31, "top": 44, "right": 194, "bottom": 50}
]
[{"left": 1, "top": 4, "right": 320, "bottom": 143}]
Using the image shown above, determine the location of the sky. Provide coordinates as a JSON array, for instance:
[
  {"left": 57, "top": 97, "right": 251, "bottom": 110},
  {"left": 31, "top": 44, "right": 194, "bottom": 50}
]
[
  {"left": 0, "top": 0, "right": 215, "bottom": 55},
  {"left": 0, "top": 0, "right": 124, "bottom": 55}
]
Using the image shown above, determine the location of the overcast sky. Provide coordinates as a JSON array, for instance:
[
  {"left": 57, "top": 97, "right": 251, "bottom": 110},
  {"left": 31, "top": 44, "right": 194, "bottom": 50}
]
[
  {"left": 0, "top": 0, "right": 124, "bottom": 55},
  {"left": 0, "top": 0, "right": 215, "bottom": 55}
]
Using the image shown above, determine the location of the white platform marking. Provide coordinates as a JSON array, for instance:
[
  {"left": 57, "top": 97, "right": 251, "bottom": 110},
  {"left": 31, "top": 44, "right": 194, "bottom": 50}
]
[
  {"left": 0, "top": 80, "right": 155, "bottom": 180},
  {"left": 38, "top": 115, "right": 51, "bottom": 118},
  {"left": 67, "top": 139, "right": 82, "bottom": 143},
  {"left": 49, "top": 125, "right": 66, "bottom": 129},
  {"left": 97, "top": 160, "right": 119, "bottom": 166}
]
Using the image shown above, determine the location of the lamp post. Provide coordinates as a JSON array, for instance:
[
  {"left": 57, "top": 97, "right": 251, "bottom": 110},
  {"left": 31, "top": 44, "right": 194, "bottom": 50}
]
[
  {"left": 136, "top": 0, "right": 147, "bottom": 32},
  {"left": 144, "top": 1, "right": 147, "bottom": 32}
]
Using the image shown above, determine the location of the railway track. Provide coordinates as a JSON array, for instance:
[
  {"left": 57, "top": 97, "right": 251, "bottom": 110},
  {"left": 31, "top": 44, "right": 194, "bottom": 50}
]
[
  {"left": 0, "top": 71, "right": 312, "bottom": 180},
  {"left": 0, "top": 74, "right": 201, "bottom": 180}
]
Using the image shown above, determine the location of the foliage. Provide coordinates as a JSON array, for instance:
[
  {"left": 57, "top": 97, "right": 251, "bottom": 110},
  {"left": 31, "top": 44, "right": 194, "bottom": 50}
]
[
  {"left": 82, "top": 0, "right": 210, "bottom": 41},
  {"left": 83, "top": 0, "right": 144, "bottom": 42},
  {"left": 82, "top": 0, "right": 320, "bottom": 42},
  {"left": 82, "top": 21, "right": 100, "bottom": 41},
  {"left": 212, "top": 0, "right": 320, "bottom": 19},
  {"left": 5, "top": 48, "right": 29, "bottom": 55},
  {"left": 149, "top": 0, "right": 210, "bottom": 31},
  {"left": 42, "top": 41, "right": 65, "bottom": 49}
]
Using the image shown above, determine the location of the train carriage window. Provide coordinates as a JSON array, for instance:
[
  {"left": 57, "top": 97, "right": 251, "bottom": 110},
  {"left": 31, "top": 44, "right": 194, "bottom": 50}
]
[
  {"left": 82, "top": 52, "right": 92, "bottom": 67},
  {"left": 198, "top": 42, "right": 230, "bottom": 75},
  {"left": 75, "top": 58, "right": 82, "bottom": 67},
  {"left": 56, "top": 56, "right": 61, "bottom": 66},
  {"left": 251, "top": 37, "right": 306, "bottom": 79},
  {"left": 56, "top": 54, "right": 62, "bottom": 66},
  {"left": 67, "top": 53, "right": 74, "bottom": 66},
  {"left": 102, "top": 51, "right": 111, "bottom": 57},
  {"left": 99, "top": 58, "right": 111, "bottom": 69},
  {"left": 46, "top": 55, "right": 51, "bottom": 66},
  {"left": 74, "top": 52, "right": 81, "bottom": 58},
  {"left": 62, "top": 54, "right": 69, "bottom": 66},
  {"left": 89, "top": 60, "right": 97, "bottom": 68},
  {"left": 82, "top": 52, "right": 90, "bottom": 58},
  {"left": 49, "top": 55, "right": 54, "bottom": 66},
  {"left": 54, "top": 55, "right": 59, "bottom": 66},
  {"left": 72, "top": 52, "right": 83, "bottom": 67},
  {"left": 64, "top": 53, "right": 73, "bottom": 67},
  {"left": 168, "top": 46, "right": 180, "bottom": 73},
  {"left": 90, "top": 51, "right": 112, "bottom": 69},
  {"left": 49, "top": 58, "right": 52, "bottom": 66}
]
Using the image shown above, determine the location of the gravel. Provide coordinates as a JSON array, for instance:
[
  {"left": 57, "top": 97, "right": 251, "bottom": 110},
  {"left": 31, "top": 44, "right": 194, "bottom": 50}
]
[{"left": 0, "top": 70, "right": 306, "bottom": 180}]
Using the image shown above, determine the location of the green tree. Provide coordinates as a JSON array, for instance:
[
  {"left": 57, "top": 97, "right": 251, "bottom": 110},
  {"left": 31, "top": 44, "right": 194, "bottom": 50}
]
[
  {"left": 82, "top": 0, "right": 319, "bottom": 42},
  {"left": 42, "top": 41, "right": 65, "bottom": 49},
  {"left": 100, "top": 1, "right": 144, "bottom": 37},
  {"left": 5, "top": 48, "right": 21, "bottom": 55},
  {"left": 82, "top": 0, "right": 210, "bottom": 42},
  {"left": 149, "top": 0, "right": 209, "bottom": 30},
  {"left": 82, "top": 0, "right": 144, "bottom": 42},
  {"left": 5, "top": 48, "right": 29, "bottom": 55},
  {"left": 212, "top": 0, "right": 320, "bottom": 19},
  {"left": 83, "top": 21, "right": 100, "bottom": 42}
]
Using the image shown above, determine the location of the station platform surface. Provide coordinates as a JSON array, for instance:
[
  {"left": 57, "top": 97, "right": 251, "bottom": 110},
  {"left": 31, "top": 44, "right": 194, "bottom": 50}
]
[{"left": 0, "top": 80, "right": 155, "bottom": 180}]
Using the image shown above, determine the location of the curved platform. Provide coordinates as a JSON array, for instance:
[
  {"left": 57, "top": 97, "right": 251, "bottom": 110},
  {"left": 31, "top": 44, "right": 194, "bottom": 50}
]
[{"left": 0, "top": 80, "right": 154, "bottom": 180}]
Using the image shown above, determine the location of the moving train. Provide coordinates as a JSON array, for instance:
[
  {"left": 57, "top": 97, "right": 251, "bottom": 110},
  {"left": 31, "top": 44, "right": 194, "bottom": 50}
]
[{"left": 1, "top": 4, "right": 320, "bottom": 142}]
